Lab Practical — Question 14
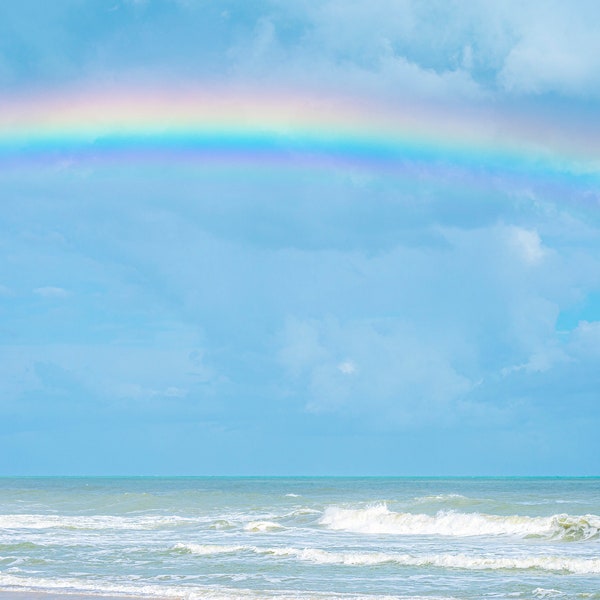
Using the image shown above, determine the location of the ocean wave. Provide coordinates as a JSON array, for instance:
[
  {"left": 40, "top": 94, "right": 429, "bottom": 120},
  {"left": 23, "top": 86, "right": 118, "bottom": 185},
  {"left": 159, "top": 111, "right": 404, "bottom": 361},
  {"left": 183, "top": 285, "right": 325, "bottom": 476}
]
[
  {"left": 173, "top": 543, "right": 245, "bottom": 555},
  {"left": 0, "top": 513, "right": 196, "bottom": 531},
  {"left": 244, "top": 520, "right": 285, "bottom": 532},
  {"left": 173, "top": 543, "right": 600, "bottom": 574},
  {"left": 0, "top": 541, "right": 43, "bottom": 551},
  {"left": 290, "top": 508, "right": 320, "bottom": 516},
  {"left": 209, "top": 519, "right": 235, "bottom": 530},
  {"left": 0, "top": 511, "right": 300, "bottom": 534},
  {"left": 0, "top": 572, "right": 456, "bottom": 600},
  {"left": 287, "top": 548, "right": 600, "bottom": 574},
  {"left": 412, "top": 494, "right": 470, "bottom": 504},
  {"left": 553, "top": 514, "right": 600, "bottom": 540},
  {"left": 319, "top": 504, "right": 600, "bottom": 540},
  {"left": 532, "top": 589, "right": 563, "bottom": 598}
]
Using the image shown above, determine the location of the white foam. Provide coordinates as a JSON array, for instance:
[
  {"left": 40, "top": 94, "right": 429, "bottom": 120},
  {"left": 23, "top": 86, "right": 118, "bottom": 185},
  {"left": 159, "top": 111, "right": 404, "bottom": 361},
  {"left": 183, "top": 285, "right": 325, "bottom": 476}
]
[{"left": 319, "top": 505, "right": 600, "bottom": 539}]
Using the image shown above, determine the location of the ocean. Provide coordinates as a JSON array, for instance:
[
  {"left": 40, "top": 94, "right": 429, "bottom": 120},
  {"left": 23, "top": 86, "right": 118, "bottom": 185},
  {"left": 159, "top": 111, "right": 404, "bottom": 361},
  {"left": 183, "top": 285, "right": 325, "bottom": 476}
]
[{"left": 0, "top": 477, "right": 598, "bottom": 600}]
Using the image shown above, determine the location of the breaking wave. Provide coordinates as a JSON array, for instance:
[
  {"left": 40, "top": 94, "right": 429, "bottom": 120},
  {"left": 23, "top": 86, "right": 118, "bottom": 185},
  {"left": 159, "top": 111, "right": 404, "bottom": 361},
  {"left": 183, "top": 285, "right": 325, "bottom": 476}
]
[{"left": 319, "top": 505, "right": 600, "bottom": 540}]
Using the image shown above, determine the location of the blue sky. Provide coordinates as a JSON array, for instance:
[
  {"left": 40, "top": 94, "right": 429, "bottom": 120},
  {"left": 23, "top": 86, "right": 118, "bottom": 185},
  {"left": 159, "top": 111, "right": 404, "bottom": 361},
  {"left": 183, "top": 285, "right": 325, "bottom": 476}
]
[{"left": 1, "top": 0, "right": 599, "bottom": 475}]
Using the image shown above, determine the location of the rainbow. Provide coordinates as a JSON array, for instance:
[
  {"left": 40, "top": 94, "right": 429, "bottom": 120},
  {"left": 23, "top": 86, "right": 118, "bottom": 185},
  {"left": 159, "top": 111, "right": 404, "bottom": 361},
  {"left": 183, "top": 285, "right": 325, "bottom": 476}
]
[{"left": 0, "top": 85, "right": 598, "bottom": 182}]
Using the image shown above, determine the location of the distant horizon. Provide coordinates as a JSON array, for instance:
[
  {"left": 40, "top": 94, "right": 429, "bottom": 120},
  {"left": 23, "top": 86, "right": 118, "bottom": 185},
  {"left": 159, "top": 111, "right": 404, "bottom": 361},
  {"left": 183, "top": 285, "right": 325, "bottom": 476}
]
[{"left": 2, "top": 474, "right": 599, "bottom": 479}]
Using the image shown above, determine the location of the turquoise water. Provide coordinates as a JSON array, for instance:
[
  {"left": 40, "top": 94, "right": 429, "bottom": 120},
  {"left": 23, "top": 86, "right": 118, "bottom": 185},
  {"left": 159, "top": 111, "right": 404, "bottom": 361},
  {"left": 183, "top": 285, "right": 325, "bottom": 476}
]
[{"left": 0, "top": 477, "right": 598, "bottom": 599}]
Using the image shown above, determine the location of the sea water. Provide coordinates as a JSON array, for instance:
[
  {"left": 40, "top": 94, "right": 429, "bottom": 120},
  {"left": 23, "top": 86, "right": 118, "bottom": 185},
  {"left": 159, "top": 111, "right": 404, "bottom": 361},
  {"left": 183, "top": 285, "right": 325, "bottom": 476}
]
[{"left": 0, "top": 477, "right": 598, "bottom": 600}]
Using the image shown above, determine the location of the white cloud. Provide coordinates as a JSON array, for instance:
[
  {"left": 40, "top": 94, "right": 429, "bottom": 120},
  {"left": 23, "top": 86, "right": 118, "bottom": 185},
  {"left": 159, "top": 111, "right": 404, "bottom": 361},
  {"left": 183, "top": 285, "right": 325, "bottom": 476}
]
[
  {"left": 509, "top": 227, "right": 546, "bottom": 265},
  {"left": 33, "top": 286, "right": 69, "bottom": 298},
  {"left": 497, "top": 3, "right": 600, "bottom": 95},
  {"left": 115, "top": 383, "right": 189, "bottom": 400},
  {"left": 279, "top": 317, "right": 473, "bottom": 424},
  {"left": 228, "top": 0, "right": 485, "bottom": 102},
  {"left": 568, "top": 320, "right": 600, "bottom": 359},
  {"left": 501, "top": 346, "right": 568, "bottom": 375},
  {"left": 265, "top": 0, "right": 600, "bottom": 99},
  {"left": 270, "top": 212, "right": 600, "bottom": 428},
  {"left": 0, "top": 325, "right": 220, "bottom": 416},
  {"left": 164, "top": 386, "right": 187, "bottom": 397},
  {"left": 278, "top": 318, "right": 329, "bottom": 378},
  {"left": 338, "top": 360, "right": 357, "bottom": 375}
]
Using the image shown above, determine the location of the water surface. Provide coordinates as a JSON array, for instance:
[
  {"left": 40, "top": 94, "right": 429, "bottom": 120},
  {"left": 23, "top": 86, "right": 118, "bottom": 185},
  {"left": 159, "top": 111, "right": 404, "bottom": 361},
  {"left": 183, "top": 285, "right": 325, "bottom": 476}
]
[{"left": 0, "top": 477, "right": 598, "bottom": 600}]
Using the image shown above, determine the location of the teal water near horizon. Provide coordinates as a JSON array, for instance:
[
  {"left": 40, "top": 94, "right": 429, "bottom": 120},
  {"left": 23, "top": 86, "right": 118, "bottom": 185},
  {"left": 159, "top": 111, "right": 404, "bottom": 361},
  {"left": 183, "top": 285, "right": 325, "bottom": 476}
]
[{"left": 0, "top": 477, "right": 598, "bottom": 600}]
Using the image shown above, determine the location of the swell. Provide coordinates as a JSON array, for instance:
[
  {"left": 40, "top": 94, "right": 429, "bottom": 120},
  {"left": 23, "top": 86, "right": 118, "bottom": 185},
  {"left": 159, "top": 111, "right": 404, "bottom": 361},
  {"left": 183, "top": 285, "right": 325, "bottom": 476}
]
[{"left": 319, "top": 505, "right": 600, "bottom": 540}]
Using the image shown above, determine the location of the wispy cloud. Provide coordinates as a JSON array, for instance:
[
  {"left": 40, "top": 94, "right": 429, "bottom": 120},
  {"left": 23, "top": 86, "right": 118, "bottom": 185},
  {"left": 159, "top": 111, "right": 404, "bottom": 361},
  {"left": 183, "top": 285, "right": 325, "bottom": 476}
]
[{"left": 34, "top": 286, "right": 70, "bottom": 298}]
